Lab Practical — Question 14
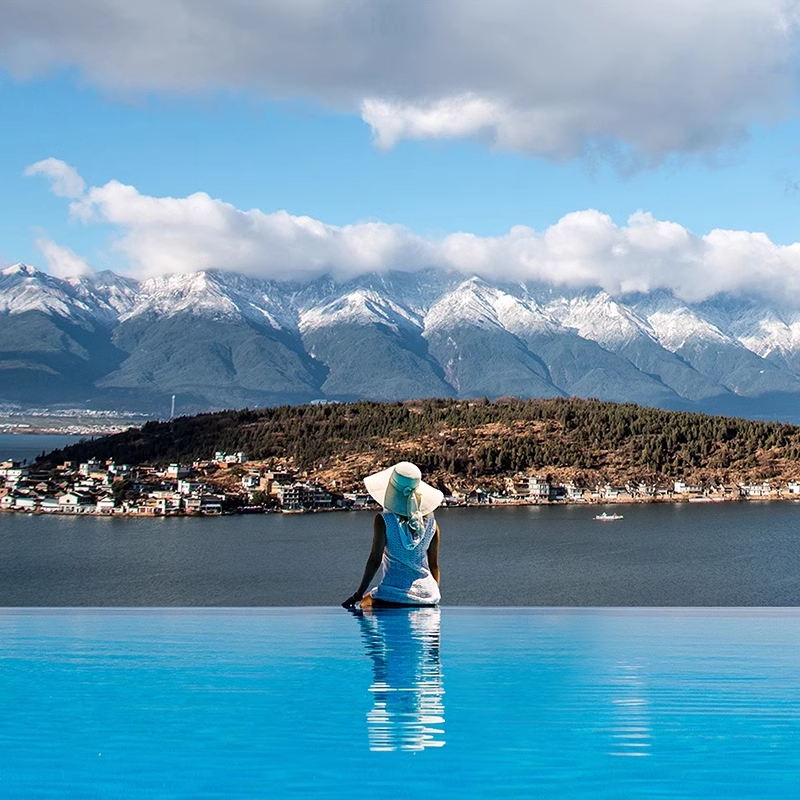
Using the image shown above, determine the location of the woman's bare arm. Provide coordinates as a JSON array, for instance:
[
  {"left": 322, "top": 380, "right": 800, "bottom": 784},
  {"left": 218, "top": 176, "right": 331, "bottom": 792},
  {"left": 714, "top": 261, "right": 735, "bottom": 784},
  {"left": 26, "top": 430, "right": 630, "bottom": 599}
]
[
  {"left": 427, "top": 524, "right": 440, "bottom": 584},
  {"left": 342, "top": 514, "right": 386, "bottom": 607}
]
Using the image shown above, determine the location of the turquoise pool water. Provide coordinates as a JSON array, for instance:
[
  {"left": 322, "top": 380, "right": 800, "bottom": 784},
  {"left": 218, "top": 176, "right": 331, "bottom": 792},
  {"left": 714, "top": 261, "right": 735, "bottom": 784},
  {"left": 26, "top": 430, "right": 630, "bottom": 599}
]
[{"left": 2, "top": 608, "right": 800, "bottom": 798}]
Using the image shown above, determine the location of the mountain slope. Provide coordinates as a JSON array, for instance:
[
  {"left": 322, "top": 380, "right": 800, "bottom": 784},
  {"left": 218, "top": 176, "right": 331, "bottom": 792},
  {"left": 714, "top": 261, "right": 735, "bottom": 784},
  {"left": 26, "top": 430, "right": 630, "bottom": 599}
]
[
  {"left": 102, "top": 312, "right": 324, "bottom": 409},
  {"left": 4, "top": 263, "right": 800, "bottom": 421},
  {"left": 300, "top": 288, "right": 452, "bottom": 400},
  {"left": 0, "top": 310, "right": 125, "bottom": 404}
]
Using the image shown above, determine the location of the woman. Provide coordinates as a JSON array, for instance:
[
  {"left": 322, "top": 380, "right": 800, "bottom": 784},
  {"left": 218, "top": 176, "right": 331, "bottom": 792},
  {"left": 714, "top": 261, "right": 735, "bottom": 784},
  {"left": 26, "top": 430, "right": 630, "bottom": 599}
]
[{"left": 342, "top": 461, "right": 443, "bottom": 609}]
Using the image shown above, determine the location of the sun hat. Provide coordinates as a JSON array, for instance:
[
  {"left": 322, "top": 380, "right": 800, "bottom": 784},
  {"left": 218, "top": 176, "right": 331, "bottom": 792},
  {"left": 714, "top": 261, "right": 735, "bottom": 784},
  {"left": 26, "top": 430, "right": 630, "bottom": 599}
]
[{"left": 364, "top": 462, "right": 444, "bottom": 519}]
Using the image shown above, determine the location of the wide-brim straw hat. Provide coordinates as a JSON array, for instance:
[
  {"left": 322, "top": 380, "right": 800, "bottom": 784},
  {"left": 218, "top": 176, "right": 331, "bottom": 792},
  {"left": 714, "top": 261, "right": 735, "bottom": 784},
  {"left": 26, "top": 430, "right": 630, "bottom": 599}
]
[{"left": 364, "top": 461, "right": 444, "bottom": 517}]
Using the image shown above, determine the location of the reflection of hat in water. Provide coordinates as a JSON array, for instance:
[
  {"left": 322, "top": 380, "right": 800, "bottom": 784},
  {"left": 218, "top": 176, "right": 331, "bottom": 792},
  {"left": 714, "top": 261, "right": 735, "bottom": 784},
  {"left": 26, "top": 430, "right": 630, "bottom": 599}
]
[{"left": 364, "top": 462, "right": 444, "bottom": 517}]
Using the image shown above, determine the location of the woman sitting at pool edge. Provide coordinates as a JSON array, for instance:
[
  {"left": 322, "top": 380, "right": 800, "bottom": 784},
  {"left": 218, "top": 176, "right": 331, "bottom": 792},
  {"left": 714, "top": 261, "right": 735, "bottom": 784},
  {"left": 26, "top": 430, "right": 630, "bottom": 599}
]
[{"left": 342, "top": 462, "right": 443, "bottom": 610}]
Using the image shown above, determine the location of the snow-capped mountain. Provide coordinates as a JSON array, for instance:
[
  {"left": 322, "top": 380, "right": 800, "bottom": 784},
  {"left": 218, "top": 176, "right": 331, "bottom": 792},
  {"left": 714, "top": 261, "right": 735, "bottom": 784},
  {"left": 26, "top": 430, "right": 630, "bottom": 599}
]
[
  {"left": 3, "top": 261, "right": 800, "bottom": 421},
  {"left": 121, "top": 270, "right": 297, "bottom": 330},
  {"left": 0, "top": 263, "right": 94, "bottom": 320},
  {"left": 0, "top": 263, "right": 139, "bottom": 323}
]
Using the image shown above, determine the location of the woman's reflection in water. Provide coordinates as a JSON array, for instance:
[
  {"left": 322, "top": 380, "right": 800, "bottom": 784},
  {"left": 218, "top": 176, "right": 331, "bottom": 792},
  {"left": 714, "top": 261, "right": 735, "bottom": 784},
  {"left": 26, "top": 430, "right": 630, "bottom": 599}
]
[{"left": 354, "top": 606, "right": 445, "bottom": 752}]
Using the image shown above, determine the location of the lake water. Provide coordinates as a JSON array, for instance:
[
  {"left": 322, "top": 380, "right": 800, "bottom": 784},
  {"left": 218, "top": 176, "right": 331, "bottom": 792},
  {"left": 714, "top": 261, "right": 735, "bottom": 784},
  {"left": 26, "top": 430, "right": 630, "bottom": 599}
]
[
  {"left": 2, "top": 608, "right": 800, "bottom": 798},
  {"left": 2, "top": 502, "right": 800, "bottom": 605},
  {"left": 0, "top": 433, "right": 85, "bottom": 463},
  {"left": 4, "top": 502, "right": 800, "bottom": 795}
]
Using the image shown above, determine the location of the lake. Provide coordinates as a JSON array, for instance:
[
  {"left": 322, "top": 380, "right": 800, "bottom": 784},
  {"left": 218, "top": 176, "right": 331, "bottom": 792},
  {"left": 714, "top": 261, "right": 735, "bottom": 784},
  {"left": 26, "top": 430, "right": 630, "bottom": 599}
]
[
  {"left": 4, "top": 502, "right": 800, "bottom": 795},
  {"left": 0, "top": 432, "right": 85, "bottom": 463},
  {"left": 2, "top": 502, "right": 800, "bottom": 605}
]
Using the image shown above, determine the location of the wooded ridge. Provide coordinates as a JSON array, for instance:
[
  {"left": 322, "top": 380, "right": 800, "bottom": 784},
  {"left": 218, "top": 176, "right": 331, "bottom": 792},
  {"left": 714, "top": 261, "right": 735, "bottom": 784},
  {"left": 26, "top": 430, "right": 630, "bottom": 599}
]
[{"left": 44, "top": 398, "right": 800, "bottom": 493}]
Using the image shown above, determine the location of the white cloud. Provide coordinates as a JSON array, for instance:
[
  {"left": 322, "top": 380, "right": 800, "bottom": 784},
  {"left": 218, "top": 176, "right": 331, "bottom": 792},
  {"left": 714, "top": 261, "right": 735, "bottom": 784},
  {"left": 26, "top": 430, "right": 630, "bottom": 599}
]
[
  {"left": 362, "top": 95, "right": 503, "bottom": 151},
  {"left": 66, "top": 175, "right": 432, "bottom": 281},
  {"left": 24, "top": 157, "right": 86, "bottom": 198},
  {"left": 27, "top": 158, "right": 800, "bottom": 305},
  {"left": 2, "top": 0, "right": 799, "bottom": 160},
  {"left": 34, "top": 237, "right": 91, "bottom": 278}
]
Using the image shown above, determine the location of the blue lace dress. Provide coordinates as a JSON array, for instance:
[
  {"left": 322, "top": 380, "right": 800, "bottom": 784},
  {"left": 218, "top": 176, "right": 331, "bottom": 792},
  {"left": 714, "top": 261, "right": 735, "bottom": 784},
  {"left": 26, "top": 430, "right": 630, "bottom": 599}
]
[{"left": 370, "top": 512, "right": 440, "bottom": 605}]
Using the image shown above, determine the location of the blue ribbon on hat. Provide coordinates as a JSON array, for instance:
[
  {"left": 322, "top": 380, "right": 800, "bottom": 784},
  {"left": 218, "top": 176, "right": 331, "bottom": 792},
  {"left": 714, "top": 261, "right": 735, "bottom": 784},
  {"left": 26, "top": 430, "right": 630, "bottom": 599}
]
[{"left": 398, "top": 483, "right": 425, "bottom": 549}]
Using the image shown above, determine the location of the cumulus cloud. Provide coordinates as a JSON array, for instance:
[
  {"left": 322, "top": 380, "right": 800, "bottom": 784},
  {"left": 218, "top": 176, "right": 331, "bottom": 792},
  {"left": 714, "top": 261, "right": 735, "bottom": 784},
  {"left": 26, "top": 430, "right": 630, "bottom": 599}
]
[
  {"left": 66, "top": 179, "right": 432, "bottom": 281},
  {"left": 2, "top": 0, "right": 799, "bottom": 160},
  {"left": 27, "top": 158, "right": 800, "bottom": 305},
  {"left": 34, "top": 237, "right": 91, "bottom": 278},
  {"left": 24, "top": 157, "right": 86, "bottom": 198}
]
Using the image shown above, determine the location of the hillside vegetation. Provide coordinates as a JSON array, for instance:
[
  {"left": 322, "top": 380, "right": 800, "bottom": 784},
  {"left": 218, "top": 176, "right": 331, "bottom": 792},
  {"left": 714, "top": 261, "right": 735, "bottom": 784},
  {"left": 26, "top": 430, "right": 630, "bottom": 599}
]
[{"left": 46, "top": 398, "right": 800, "bottom": 492}]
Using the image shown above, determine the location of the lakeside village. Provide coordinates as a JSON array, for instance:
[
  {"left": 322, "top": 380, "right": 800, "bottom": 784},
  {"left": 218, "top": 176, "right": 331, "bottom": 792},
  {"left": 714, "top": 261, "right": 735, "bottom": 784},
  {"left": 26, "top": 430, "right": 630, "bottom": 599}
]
[
  {"left": 3, "top": 450, "right": 800, "bottom": 516},
  {"left": 0, "top": 407, "right": 151, "bottom": 436}
]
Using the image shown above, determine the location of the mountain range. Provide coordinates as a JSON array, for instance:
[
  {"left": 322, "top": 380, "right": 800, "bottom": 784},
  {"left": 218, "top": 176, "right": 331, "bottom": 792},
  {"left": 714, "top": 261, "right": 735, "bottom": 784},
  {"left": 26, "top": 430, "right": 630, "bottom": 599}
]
[{"left": 3, "top": 262, "right": 800, "bottom": 422}]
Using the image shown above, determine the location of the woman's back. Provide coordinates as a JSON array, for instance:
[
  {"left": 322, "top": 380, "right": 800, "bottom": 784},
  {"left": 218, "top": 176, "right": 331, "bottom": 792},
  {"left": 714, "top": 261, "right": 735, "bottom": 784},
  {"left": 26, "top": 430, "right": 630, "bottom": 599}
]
[{"left": 374, "top": 512, "right": 440, "bottom": 605}]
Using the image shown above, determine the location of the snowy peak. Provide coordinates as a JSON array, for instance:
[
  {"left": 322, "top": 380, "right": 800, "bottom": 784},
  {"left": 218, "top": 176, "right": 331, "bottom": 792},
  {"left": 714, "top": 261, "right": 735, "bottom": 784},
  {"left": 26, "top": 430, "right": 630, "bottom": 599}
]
[
  {"left": 425, "top": 278, "right": 506, "bottom": 332},
  {"left": 1, "top": 263, "right": 41, "bottom": 278},
  {"left": 299, "top": 288, "right": 419, "bottom": 333},
  {"left": 424, "top": 277, "right": 556, "bottom": 339},
  {"left": 694, "top": 296, "right": 800, "bottom": 362},
  {"left": 66, "top": 271, "right": 140, "bottom": 324},
  {"left": 644, "top": 307, "right": 730, "bottom": 353},
  {"left": 546, "top": 291, "right": 654, "bottom": 348},
  {"left": 0, "top": 262, "right": 96, "bottom": 320},
  {"left": 125, "top": 272, "right": 241, "bottom": 319},
  {"left": 491, "top": 292, "right": 555, "bottom": 338},
  {"left": 122, "top": 270, "right": 294, "bottom": 330},
  {"left": 739, "top": 316, "right": 800, "bottom": 359}
]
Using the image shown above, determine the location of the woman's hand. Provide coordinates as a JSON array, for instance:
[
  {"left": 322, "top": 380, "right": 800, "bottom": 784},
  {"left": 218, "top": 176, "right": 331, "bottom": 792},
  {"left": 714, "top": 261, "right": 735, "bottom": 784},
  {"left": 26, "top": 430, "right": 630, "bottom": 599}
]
[{"left": 341, "top": 592, "right": 362, "bottom": 609}]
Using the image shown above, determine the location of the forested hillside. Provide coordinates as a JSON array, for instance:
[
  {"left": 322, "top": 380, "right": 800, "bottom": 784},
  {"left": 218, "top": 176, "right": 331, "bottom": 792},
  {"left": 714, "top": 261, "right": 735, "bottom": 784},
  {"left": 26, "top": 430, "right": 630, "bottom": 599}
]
[{"left": 46, "top": 398, "right": 800, "bottom": 490}]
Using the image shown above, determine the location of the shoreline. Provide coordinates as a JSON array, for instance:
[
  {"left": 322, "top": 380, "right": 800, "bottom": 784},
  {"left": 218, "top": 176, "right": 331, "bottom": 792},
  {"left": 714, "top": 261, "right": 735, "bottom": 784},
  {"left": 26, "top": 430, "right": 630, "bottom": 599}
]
[
  {"left": 0, "top": 427, "right": 128, "bottom": 437},
  {"left": 2, "top": 493, "right": 798, "bottom": 518}
]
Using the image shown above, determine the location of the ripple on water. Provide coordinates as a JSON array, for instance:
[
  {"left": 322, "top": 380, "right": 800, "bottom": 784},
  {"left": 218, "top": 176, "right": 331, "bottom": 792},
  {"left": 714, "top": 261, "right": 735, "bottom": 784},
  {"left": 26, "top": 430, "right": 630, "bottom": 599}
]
[{"left": 1, "top": 608, "right": 800, "bottom": 798}]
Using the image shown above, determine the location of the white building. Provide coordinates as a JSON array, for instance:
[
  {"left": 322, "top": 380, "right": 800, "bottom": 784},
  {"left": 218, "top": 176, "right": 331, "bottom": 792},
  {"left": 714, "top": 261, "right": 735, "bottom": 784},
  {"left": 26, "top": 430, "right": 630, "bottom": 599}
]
[
  {"left": 79, "top": 459, "right": 107, "bottom": 479},
  {"left": 241, "top": 473, "right": 262, "bottom": 490},
  {"left": 108, "top": 463, "right": 131, "bottom": 477},
  {"left": 164, "top": 463, "right": 190, "bottom": 479},
  {"left": 740, "top": 482, "right": 773, "bottom": 498},
  {"left": 177, "top": 479, "right": 205, "bottom": 495},
  {"left": 563, "top": 483, "right": 586, "bottom": 501},
  {"left": 58, "top": 491, "right": 94, "bottom": 509},
  {"left": 277, "top": 482, "right": 332, "bottom": 511},
  {"left": 214, "top": 451, "right": 247, "bottom": 465},
  {"left": 343, "top": 492, "right": 378, "bottom": 508},
  {"left": 96, "top": 496, "right": 118, "bottom": 514},
  {"left": 14, "top": 496, "right": 38, "bottom": 511},
  {"left": 184, "top": 494, "right": 225, "bottom": 514},
  {"left": 0, "top": 465, "right": 29, "bottom": 485},
  {"left": 528, "top": 476, "right": 551, "bottom": 499},
  {"left": 148, "top": 490, "right": 182, "bottom": 512}
]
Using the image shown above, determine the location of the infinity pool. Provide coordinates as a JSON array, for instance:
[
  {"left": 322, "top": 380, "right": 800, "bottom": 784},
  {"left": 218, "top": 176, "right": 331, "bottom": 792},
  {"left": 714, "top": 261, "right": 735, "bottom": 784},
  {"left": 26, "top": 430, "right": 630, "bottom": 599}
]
[{"left": 2, "top": 608, "right": 799, "bottom": 798}]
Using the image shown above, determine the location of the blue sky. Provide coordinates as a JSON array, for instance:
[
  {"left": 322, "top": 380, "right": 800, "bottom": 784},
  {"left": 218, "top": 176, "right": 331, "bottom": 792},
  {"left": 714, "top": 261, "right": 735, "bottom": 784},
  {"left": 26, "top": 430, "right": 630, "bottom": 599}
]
[{"left": 3, "top": 0, "right": 800, "bottom": 300}]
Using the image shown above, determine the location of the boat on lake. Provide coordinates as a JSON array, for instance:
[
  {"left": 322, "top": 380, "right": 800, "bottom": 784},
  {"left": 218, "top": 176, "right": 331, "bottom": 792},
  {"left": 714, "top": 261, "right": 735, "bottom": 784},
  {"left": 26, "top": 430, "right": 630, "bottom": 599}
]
[{"left": 594, "top": 512, "right": 624, "bottom": 521}]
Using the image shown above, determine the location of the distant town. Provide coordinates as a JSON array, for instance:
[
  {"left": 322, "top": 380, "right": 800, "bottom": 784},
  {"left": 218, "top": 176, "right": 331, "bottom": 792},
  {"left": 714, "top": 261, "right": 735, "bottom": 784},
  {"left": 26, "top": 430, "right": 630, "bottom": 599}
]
[
  {"left": 3, "top": 449, "right": 800, "bottom": 516},
  {"left": 0, "top": 407, "right": 152, "bottom": 436}
]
